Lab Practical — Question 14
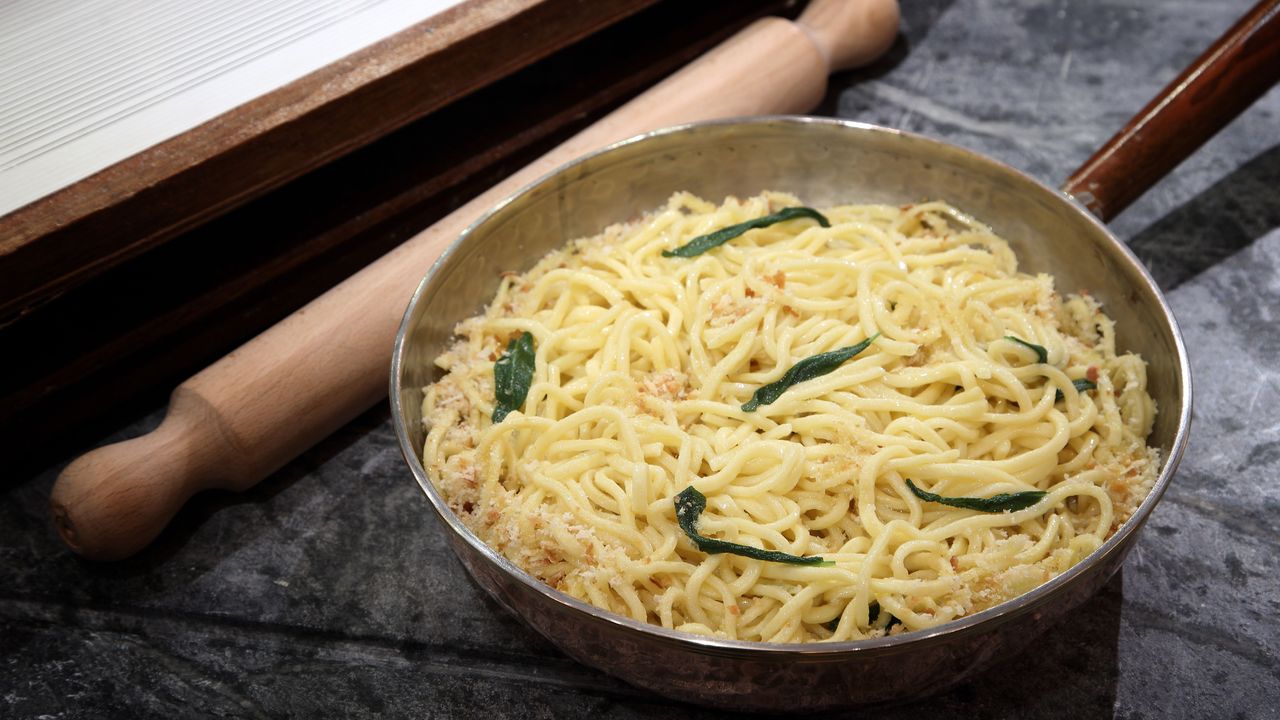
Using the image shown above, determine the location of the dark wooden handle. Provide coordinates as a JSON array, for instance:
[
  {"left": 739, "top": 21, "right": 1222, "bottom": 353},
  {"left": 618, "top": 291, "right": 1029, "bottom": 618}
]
[{"left": 1063, "top": 0, "right": 1280, "bottom": 222}]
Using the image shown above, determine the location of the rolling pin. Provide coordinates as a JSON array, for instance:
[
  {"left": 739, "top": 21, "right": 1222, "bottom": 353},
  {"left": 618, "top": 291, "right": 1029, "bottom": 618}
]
[{"left": 50, "top": 0, "right": 902, "bottom": 560}]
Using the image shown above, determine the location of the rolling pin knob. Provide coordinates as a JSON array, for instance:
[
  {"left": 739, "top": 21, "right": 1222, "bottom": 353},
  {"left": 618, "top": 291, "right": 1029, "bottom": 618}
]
[
  {"left": 799, "top": 0, "right": 901, "bottom": 72},
  {"left": 50, "top": 388, "right": 233, "bottom": 560}
]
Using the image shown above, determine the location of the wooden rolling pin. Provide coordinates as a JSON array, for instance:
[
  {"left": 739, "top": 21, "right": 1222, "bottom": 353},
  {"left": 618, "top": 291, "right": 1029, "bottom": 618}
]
[{"left": 50, "top": 0, "right": 902, "bottom": 560}]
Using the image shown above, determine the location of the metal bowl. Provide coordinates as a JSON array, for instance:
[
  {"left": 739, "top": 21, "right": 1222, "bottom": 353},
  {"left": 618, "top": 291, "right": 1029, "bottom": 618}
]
[{"left": 390, "top": 117, "right": 1192, "bottom": 712}]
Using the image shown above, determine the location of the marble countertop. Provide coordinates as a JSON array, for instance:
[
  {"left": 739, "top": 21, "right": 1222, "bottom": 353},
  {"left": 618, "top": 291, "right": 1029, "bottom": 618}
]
[{"left": 4, "top": 1, "right": 1278, "bottom": 718}]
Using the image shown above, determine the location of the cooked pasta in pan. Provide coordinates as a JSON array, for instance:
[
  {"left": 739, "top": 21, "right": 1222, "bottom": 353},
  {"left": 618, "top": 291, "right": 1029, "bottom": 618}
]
[{"left": 422, "top": 191, "right": 1158, "bottom": 643}]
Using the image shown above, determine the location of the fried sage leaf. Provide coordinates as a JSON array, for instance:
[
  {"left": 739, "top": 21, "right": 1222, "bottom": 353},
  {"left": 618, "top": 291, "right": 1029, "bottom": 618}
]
[
  {"left": 662, "top": 207, "right": 830, "bottom": 258},
  {"left": 905, "top": 479, "right": 1046, "bottom": 513},
  {"left": 492, "top": 331, "right": 535, "bottom": 423},
  {"left": 742, "top": 333, "right": 880, "bottom": 411},
  {"left": 1005, "top": 335, "right": 1048, "bottom": 364},
  {"left": 675, "top": 487, "right": 832, "bottom": 566},
  {"left": 825, "top": 600, "right": 902, "bottom": 634},
  {"left": 882, "top": 613, "right": 902, "bottom": 635},
  {"left": 1055, "top": 377, "right": 1098, "bottom": 402}
]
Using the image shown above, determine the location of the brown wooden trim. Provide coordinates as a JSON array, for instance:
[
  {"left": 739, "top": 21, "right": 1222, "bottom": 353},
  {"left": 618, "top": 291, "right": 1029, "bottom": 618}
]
[{"left": 0, "top": 0, "right": 657, "bottom": 322}]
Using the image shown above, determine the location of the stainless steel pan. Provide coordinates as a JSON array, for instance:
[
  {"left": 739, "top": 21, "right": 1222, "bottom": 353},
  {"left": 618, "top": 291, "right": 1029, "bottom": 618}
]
[{"left": 391, "top": 117, "right": 1188, "bottom": 711}]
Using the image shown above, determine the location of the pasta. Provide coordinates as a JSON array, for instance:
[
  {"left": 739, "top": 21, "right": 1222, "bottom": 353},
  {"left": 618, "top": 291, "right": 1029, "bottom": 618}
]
[{"left": 422, "top": 191, "right": 1159, "bottom": 643}]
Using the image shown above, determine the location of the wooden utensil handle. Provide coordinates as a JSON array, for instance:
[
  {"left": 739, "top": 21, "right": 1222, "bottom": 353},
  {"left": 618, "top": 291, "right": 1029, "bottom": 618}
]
[
  {"left": 1062, "top": 0, "right": 1280, "bottom": 222},
  {"left": 50, "top": 0, "right": 901, "bottom": 560}
]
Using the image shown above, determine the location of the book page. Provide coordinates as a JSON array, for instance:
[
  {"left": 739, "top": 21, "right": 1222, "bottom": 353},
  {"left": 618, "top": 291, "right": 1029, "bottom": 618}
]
[{"left": 0, "top": 0, "right": 464, "bottom": 217}]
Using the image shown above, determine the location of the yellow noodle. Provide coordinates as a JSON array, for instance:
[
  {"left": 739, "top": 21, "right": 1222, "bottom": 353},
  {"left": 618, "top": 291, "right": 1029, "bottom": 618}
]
[{"left": 422, "top": 192, "right": 1159, "bottom": 643}]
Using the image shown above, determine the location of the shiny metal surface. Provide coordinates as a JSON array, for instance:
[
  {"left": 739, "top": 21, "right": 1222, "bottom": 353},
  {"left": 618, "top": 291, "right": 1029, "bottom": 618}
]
[{"left": 390, "top": 117, "right": 1192, "bottom": 712}]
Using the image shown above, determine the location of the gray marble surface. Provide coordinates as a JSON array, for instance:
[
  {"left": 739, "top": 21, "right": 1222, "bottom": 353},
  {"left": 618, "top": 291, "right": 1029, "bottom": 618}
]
[{"left": 5, "top": 1, "right": 1280, "bottom": 717}]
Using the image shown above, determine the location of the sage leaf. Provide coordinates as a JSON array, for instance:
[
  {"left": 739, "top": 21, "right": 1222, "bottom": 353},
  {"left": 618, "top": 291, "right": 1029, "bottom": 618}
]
[
  {"left": 883, "top": 614, "right": 902, "bottom": 634},
  {"left": 1055, "top": 377, "right": 1098, "bottom": 402},
  {"left": 662, "top": 207, "right": 830, "bottom": 258},
  {"left": 827, "top": 601, "right": 901, "bottom": 634},
  {"left": 742, "top": 333, "right": 880, "bottom": 411},
  {"left": 675, "top": 487, "right": 832, "bottom": 566},
  {"left": 868, "top": 601, "right": 902, "bottom": 635},
  {"left": 1005, "top": 335, "right": 1048, "bottom": 364},
  {"left": 905, "top": 479, "right": 1046, "bottom": 513},
  {"left": 492, "top": 331, "right": 535, "bottom": 423}
]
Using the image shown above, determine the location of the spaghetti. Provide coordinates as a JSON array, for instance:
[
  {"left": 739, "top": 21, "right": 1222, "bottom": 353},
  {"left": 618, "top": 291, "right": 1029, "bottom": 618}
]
[{"left": 422, "top": 191, "right": 1158, "bottom": 643}]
